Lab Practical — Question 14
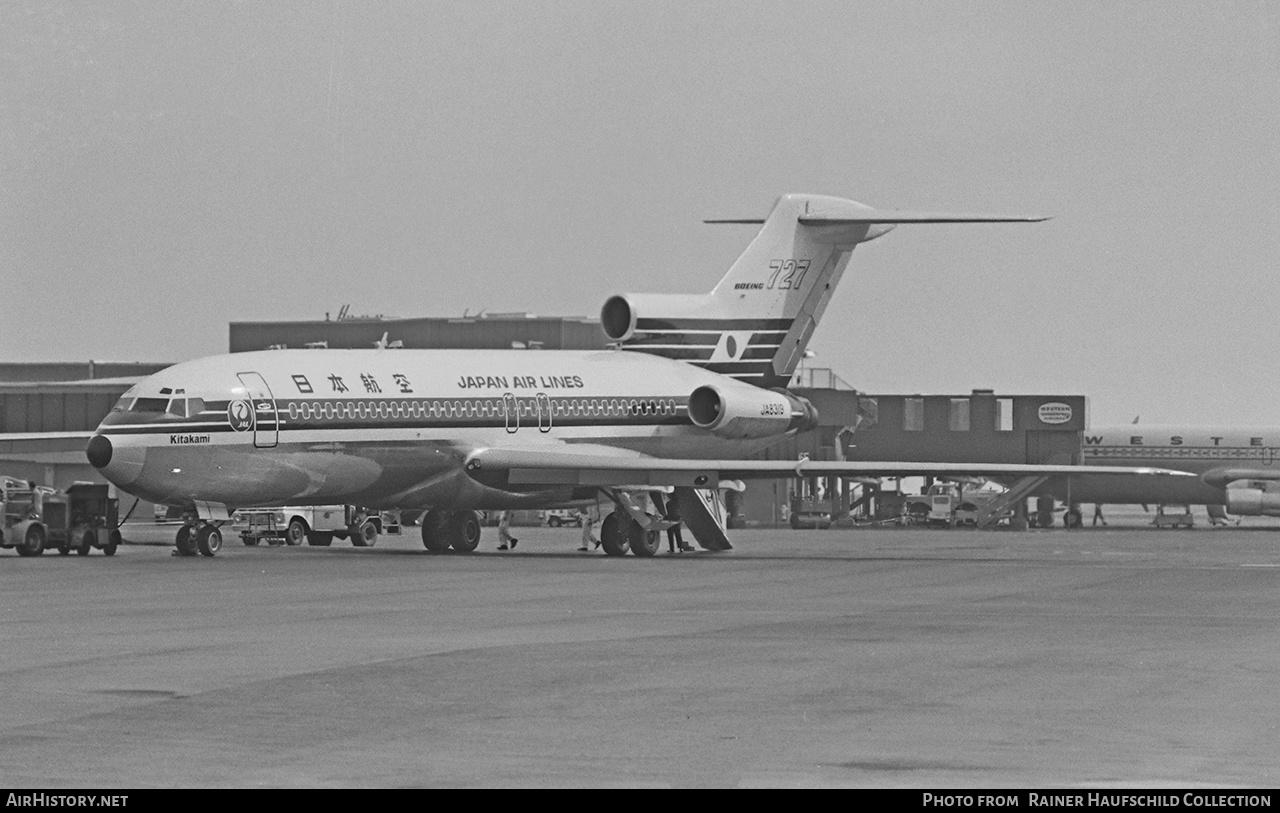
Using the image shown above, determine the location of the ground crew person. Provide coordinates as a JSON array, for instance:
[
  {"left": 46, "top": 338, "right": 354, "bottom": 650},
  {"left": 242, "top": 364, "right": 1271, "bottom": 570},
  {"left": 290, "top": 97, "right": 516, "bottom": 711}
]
[
  {"left": 664, "top": 493, "right": 692, "bottom": 553},
  {"left": 578, "top": 508, "right": 600, "bottom": 552},
  {"left": 497, "top": 510, "right": 518, "bottom": 550}
]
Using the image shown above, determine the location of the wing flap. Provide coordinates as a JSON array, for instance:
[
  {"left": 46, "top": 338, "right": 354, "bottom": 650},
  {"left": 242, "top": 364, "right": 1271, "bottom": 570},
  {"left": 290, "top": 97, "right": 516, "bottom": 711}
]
[{"left": 0, "top": 432, "right": 94, "bottom": 465}]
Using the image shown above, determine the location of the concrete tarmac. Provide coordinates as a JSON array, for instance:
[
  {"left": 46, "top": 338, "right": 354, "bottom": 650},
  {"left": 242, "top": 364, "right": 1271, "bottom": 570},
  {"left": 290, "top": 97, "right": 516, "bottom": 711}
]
[{"left": 1, "top": 521, "right": 1278, "bottom": 788}]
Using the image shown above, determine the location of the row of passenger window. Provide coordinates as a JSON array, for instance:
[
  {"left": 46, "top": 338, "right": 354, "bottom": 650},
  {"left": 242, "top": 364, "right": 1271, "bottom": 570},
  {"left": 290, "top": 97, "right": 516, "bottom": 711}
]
[
  {"left": 1085, "top": 447, "right": 1272, "bottom": 458},
  {"left": 283, "top": 397, "right": 683, "bottom": 422}
]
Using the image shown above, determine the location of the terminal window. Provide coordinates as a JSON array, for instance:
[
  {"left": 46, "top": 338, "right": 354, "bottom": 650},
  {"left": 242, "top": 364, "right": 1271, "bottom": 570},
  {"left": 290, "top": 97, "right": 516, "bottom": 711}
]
[
  {"left": 949, "top": 398, "right": 970, "bottom": 431},
  {"left": 904, "top": 397, "right": 924, "bottom": 431},
  {"left": 995, "top": 398, "right": 1013, "bottom": 431}
]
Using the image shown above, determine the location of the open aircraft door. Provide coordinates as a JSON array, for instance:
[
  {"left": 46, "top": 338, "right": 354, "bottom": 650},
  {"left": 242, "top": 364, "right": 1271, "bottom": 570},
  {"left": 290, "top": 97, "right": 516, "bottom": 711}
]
[{"left": 236, "top": 372, "right": 278, "bottom": 449}]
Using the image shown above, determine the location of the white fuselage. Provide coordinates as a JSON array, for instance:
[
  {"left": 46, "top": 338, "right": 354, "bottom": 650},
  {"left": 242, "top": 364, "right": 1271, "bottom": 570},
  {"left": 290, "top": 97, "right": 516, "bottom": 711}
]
[
  {"left": 1042, "top": 425, "right": 1280, "bottom": 505},
  {"left": 89, "top": 349, "right": 793, "bottom": 510}
]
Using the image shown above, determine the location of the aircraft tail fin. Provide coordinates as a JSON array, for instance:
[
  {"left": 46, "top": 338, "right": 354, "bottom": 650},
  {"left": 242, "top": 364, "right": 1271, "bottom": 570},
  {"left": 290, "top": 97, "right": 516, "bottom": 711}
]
[{"left": 600, "top": 193, "right": 1044, "bottom": 388}]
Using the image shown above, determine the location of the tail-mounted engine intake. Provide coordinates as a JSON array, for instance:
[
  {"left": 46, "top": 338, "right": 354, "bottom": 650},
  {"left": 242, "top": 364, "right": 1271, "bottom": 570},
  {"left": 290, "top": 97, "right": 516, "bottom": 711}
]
[
  {"left": 687, "top": 384, "right": 818, "bottom": 440},
  {"left": 601, "top": 293, "right": 708, "bottom": 343},
  {"left": 1225, "top": 488, "right": 1280, "bottom": 517},
  {"left": 600, "top": 295, "right": 635, "bottom": 342}
]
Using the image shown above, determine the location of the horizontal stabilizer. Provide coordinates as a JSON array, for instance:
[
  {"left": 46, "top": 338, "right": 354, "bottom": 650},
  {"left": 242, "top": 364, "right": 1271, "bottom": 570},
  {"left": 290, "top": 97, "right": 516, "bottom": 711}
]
[
  {"left": 798, "top": 210, "right": 1049, "bottom": 224},
  {"left": 705, "top": 212, "right": 1048, "bottom": 225}
]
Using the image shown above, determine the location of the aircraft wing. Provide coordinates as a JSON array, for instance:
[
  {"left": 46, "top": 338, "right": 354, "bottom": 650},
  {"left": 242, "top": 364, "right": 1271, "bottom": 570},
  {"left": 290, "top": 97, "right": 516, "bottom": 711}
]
[
  {"left": 464, "top": 447, "right": 1196, "bottom": 488},
  {"left": 1201, "top": 468, "right": 1280, "bottom": 488},
  {"left": 0, "top": 432, "right": 95, "bottom": 465}
]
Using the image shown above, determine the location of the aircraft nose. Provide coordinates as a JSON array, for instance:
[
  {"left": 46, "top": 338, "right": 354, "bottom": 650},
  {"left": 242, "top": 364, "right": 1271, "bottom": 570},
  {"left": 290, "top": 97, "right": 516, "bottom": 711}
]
[
  {"left": 86, "top": 434, "right": 146, "bottom": 486},
  {"left": 86, "top": 434, "right": 112, "bottom": 468}
]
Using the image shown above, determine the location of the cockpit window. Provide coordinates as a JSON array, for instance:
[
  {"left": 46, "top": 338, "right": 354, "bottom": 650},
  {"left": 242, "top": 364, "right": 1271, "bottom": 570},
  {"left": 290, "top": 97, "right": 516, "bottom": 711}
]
[
  {"left": 112, "top": 396, "right": 135, "bottom": 413},
  {"left": 161, "top": 397, "right": 205, "bottom": 417},
  {"left": 131, "top": 397, "right": 170, "bottom": 413}
]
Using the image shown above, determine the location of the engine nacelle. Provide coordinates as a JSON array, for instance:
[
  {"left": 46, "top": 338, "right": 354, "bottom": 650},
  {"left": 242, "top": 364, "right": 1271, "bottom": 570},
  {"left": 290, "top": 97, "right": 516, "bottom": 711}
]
[
  {"left": 601, "top": 293, "right": 713, "bottom": 342},
  {"left": 687, "top": 384, "right": 818, "bottom": 440},
  {"left": 1225, "top": 488, "right": 1280, "bottom": 517}
]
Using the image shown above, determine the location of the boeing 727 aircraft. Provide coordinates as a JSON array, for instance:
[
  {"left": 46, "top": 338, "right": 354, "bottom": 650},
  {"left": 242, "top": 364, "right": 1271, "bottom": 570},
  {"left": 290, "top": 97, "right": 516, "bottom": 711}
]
[{"left": 84, "top": 193, "right": 1191, "bottom": 556}]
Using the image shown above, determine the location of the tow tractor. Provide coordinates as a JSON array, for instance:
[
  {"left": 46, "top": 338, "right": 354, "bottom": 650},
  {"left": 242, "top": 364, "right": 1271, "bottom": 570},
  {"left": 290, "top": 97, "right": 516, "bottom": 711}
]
[
  {"left": 0, "top": 479, "right": 121, "bottom": 556},
  {"left": 55, "top": 483, "right": 122, "bottom": 555}
]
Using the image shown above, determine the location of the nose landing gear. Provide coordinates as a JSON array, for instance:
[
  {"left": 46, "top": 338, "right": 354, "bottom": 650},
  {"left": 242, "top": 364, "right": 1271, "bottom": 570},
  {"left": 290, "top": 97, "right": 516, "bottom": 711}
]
[{"left": 174, "top": 518, "right": 224, "bottom": 557}]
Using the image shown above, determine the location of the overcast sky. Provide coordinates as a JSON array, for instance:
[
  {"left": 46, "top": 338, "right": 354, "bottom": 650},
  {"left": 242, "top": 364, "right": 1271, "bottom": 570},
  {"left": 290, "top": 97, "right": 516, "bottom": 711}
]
[{"left": 3, "top": 0, "right": 1277, "bottom": 426}]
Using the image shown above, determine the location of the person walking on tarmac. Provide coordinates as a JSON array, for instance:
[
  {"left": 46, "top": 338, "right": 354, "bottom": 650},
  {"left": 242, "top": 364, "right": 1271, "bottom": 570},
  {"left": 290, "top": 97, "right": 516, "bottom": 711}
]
[
  {"left": 578, "top": 508, "right": 600, "bottom": 552},
  {"left": 664, "top": 493, "right": 693, "bottom": 553},
  {"left": 1092, "top": 504, "right": 1107, "bottom": 526},
  {"left": 497, "top": 510, "right": 518, "bottom": 550}
]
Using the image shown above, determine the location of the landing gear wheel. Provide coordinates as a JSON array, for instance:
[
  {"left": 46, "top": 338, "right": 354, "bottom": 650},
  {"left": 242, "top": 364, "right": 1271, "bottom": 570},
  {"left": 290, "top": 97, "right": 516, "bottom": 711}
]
[
  {"left": 352, "top": 520, "right": 378, "bottom": 547},
  {"left": 77, "top": 529, "right": 95, "bottom": 556},
  {"left": 196, "top": 525, "right": 222, "bottom": 557},
  {"left": 420, "top": 510, "right": 450, "bottom": 551},
  {"left": 175, "top": 525, "right": 198, "bottom": 556},
  {"left": 1063, "top": 508, "right": 1083, "bottom": 529},
  {"left": 306, "top": 532, "right": 333, "bottom": 547},
  {"left": 104, "top": 530, "right": 120, "bottom": 556},
  {"left": 628, "top": 520, "right": 661, "bottom": 557},
  {"left": 448, "top": 510, "right": 482, "bottom": 552},
  {"left": 16, "top": 526, "right": 45, "bottom": 557},
  {"left": 285, "top": 518, "right": 309, "bottom": 546},
  {"left": 600, "top": 512, "right": 630, "bottom": 557}
]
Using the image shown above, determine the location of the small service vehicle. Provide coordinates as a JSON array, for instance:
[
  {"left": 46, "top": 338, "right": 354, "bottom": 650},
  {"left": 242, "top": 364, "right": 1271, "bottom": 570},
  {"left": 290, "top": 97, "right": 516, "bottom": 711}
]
[
  {"left": 1152, "top": 505, "right": 1195, "bottom": 529},
  {"left": 902, "top": 483, "right": 1010, "bottom": 528},
  {"left": 900, "top": 483, "right": 960, "bottom": 527},
  {"left": 231, "top": 505, "right": 399, "bottom": 547},
  {"left": 542, "top": 509, "right": 583, "bottom": 527},
  {"left": 789, "top": 497, "right": 833, "bottom": 529}
]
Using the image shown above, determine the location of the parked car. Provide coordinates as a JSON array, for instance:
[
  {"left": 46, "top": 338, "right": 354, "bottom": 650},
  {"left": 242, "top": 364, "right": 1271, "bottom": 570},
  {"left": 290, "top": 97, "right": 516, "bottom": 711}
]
[{"left": 542, "top": 509, "right": 583, "bottom": 528}]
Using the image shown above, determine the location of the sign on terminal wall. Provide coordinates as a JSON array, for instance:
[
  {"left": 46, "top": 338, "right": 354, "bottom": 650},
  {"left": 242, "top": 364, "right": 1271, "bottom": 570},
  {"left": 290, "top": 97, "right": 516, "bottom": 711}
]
[{"left": 1037, "top": 402, "right": 1073, "bottom": 425}]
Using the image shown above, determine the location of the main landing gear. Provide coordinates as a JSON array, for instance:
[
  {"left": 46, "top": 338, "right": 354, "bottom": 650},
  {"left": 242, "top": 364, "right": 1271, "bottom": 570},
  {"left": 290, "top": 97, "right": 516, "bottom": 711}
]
[
  {"left": 599, "top": 511, "right": 662, "bottom": 557},
  {"left": 175, "top": 522, "right": 223, "bottom": 557},
  {"left": 420, "top": 509, "right": 482, "bottom": 553}
]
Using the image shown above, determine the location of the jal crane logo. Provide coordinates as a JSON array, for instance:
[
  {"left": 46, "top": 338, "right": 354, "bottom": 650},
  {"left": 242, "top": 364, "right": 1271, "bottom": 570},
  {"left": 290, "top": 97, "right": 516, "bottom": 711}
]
[{"left": 228, "top": 399, "right": 254, "bottom": 432}]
